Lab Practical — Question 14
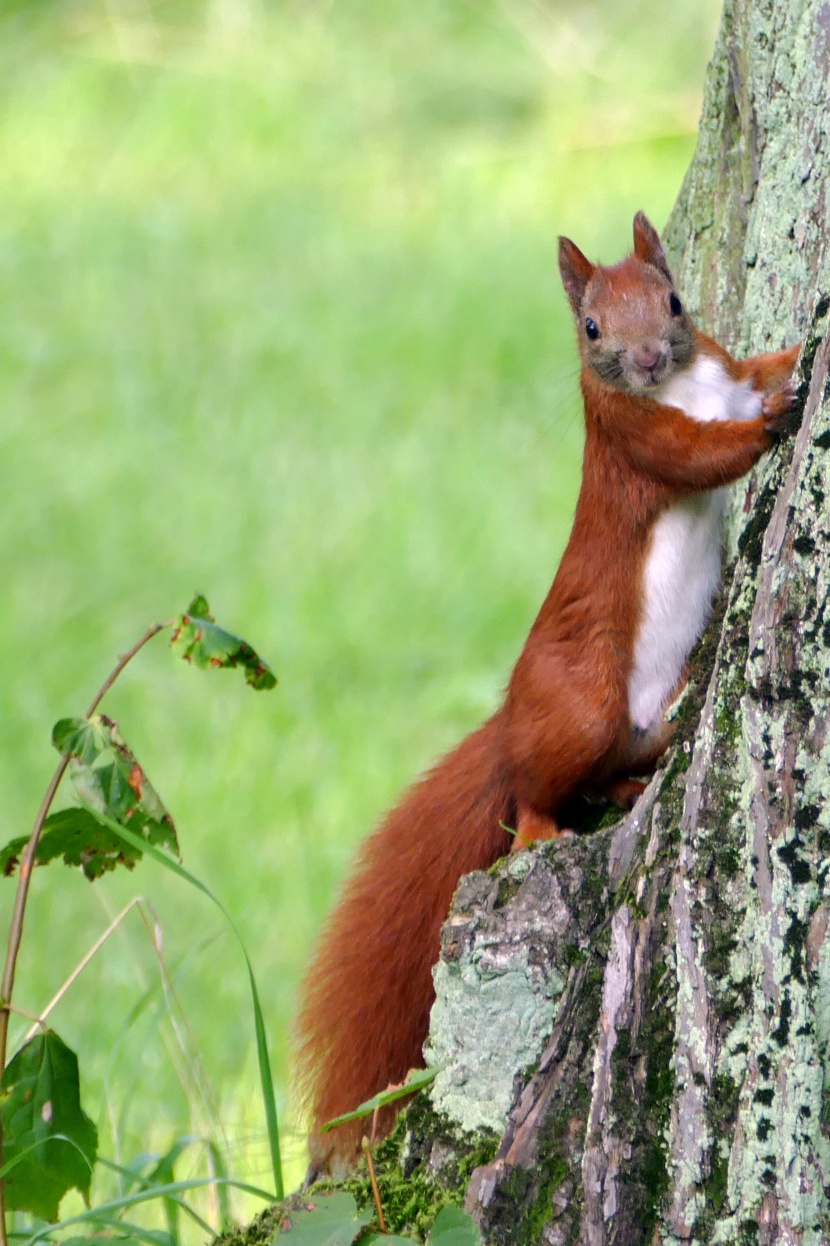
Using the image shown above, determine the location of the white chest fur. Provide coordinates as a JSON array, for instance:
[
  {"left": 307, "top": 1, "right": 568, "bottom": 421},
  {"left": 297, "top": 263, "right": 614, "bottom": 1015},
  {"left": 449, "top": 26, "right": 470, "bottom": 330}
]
[{"left": 627, "top": 353, "right": 762, "bottom": 733}]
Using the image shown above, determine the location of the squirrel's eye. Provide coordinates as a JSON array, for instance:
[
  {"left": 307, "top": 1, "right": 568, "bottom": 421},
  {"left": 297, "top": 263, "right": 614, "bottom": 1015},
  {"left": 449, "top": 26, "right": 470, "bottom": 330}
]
[
  {"left": 669, "top": 292, "right": 683, "bottom": 316},
  {"left": 585, "top": 318, "right": 600, "bottom": 340}
]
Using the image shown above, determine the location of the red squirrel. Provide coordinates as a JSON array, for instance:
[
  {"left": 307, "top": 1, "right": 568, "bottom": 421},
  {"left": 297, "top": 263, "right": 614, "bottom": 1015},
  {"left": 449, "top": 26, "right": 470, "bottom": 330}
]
[{"left": 296, "top": 212, "right": 800, "bottom": 1170}]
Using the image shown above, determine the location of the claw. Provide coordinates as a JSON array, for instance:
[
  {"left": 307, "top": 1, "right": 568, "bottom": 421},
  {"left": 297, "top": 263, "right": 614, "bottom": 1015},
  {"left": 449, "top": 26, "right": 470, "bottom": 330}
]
[{"left": 762, "top": 381, "right": 798, "bottom": 434}]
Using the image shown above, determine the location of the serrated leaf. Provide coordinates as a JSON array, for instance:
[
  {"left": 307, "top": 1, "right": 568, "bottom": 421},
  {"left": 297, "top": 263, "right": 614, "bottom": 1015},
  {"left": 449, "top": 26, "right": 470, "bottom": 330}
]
[
  {"left": 170, "top": 596, "right": 277, "bottom": 690},
  {"left": 428, "top": 1206, "right": 482, "bottom": 1246},
  {"left": 272, "top": 1192, "right": 372, "bottom": 1245},
  {"left": 185, "top": 592, "right": 212, "bottom": 620},
  {"left": 1, "top": 1031, "right": 98, "bottom": 1220},
  {"left": 322, "top": 1066, "right": 439, "bottom": 1132},
  {"left": 0, "top": 808, "right": 142, "bottom": 881},
  {"left": 47, "top": 715, "right": 178, "bottom": 876},
  {"left": 0, "top": 832, "right": 31, "bottom": 876}
]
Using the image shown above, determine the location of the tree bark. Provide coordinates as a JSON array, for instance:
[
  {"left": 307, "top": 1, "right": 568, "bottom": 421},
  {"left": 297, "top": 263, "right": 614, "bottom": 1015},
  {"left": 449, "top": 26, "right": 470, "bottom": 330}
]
[{"left": 421, "top": 1, "right": 830, "bottom": 1242}]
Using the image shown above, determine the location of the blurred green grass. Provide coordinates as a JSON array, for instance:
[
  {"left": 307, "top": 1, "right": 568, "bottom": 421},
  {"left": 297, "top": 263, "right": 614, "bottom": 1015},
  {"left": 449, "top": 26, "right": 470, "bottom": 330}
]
[{"left": 0, "top": 0, "right": 717, "bottom": 1226}]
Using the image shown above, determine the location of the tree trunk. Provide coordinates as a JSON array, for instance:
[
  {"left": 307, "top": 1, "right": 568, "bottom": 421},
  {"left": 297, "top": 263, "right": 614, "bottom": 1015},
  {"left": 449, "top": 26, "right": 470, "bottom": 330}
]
[{"left": 422, "top": 1, "right": 830, "bottom": 1241}]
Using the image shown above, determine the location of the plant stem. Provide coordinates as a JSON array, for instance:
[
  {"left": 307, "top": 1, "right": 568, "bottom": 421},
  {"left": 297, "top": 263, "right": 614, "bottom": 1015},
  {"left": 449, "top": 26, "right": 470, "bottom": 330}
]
[
  {"left": 362, "top": 1137, "right": 386, "bottom": 1234},
  {"left": 0, "top": 620, "right": 171, "bottom": 1243},
  {"left": 23, "top": 898, "right": 146, "bottom": 1042}
]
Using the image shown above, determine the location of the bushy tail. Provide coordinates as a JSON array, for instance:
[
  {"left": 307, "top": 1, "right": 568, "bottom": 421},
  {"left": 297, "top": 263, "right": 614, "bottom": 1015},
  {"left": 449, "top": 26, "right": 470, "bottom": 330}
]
[{"left": 295, "top": 714, "right": 512, "bottom": 1169}]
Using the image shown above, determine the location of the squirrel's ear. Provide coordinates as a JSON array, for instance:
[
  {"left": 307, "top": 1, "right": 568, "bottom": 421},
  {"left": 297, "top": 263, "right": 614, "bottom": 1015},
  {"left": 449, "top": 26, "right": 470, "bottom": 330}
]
[
  {"left": 558, "top": 237, "right": 594, "bottom": 315},
  {"left": 632, "top": 212, "right": 673, "bottom": 281}
]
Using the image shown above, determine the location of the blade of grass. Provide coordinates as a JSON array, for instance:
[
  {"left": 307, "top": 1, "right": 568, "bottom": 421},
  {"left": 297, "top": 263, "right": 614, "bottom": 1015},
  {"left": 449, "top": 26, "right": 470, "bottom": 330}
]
[
  {"left": 77, "top": 803, "right": 283, "bottom": 1201},
  {"left": 204, "top": 1137, "right": 232, "bottom": 1228},
  {"left": 96, "top": 1156, "right": 212, "bottom": 1235},
  {"left": 78, "top": 1216, "right": 176, "bottom": 1246},
  {"left": 323, "top": 1067, "right": 438, "bottom": 1131},
  {"left": 25, "top": 1176, "right": 276, "bottom": 1244}
]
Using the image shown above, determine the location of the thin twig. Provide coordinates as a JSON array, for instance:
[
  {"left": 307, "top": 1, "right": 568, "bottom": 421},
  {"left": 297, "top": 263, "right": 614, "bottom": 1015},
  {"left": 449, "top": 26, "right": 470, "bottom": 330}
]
[
  {"left": 4, "top": 1004, "right": 46, "bottom": 1030},
  {"left": 22, "top": 899, "right": 146, "bottom": 1042},
  {"left": 0, "top": 620, "right": 172, "bottom": 1244},
  {"left": 362, "top": 1137, "right": 386, "bottom": 1234}
]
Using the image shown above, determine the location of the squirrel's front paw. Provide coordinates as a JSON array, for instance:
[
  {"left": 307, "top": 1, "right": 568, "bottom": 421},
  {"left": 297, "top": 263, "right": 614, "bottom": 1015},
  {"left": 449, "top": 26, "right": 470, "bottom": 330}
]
[{"left": 762, "top": 381, "right": 798, "bottom": 435}]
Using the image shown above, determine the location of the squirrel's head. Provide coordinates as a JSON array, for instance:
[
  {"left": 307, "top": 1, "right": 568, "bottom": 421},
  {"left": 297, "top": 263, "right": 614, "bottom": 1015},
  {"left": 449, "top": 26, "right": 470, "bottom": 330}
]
[{"left": 558, "top": 212, "right": 695, "bottom": 395}]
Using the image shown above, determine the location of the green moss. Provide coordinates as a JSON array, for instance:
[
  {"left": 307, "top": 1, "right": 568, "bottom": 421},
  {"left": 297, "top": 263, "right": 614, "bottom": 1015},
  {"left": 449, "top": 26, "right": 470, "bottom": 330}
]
[
  {"left": 240, "top": 1101, "right": 498, "bottom": 1246},
  {"left": 607, "top": 950, "right": 677, "bottom": 1243},
  {"left": 386, "top": 1094, "right": 499, "bottom": 1220},
  {"left": 737, "top": 486, "right": 777, "bottom": 569},
  {"left": 739, "top": 1218, "right": 760, "bottom": 1245},
  {"left": 216, "top": 1199, "right": 289, "bottom": 1246},
  {"left": 493, "top": 873, "right": 523, "bottom": 909}
]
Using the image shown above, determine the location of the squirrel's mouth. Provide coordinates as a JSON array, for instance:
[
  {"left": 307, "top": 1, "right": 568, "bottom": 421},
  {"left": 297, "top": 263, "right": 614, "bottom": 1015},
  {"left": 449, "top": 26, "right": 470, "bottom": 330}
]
[{"left": 632, "top": 355, "right": 670, "bottom": 389}]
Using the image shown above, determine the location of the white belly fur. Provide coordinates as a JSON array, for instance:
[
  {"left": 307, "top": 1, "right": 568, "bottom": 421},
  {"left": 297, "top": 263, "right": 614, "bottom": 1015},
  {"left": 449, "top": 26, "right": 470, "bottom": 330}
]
[{"left": 628, "top": 353, "right": 762, "bottom": 732}]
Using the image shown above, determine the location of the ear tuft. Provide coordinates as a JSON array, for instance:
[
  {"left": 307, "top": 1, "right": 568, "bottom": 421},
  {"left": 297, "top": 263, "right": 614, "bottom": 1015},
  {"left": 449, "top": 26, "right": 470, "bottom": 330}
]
[
  {"left": 632, "top": 212, "right": 673, "bottom": 282},
  {"left": 558, "top": 237, "right": 595, "bottom": 316}
]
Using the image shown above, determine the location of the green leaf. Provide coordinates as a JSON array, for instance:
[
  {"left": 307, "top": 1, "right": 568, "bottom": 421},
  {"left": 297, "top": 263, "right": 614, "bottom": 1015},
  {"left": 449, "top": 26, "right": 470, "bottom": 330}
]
[
  {"left": 0, "top": 1031, "right": 98, "bottom": 1220},
  {"left": 362, "top": 1205, "right": 479, "bottom": 1246},
  {"left": 272, "top": 1193, "right": 372, "bottom": 1244},
  {"left": 428, "top": 1206, "right": 482, "bottom": 1246},
  {"left": 363, "top": 1237, "right": 413, "bottom": 1244},
  {"left": 363, "top": 1238, "right": 413, "bottom": 1244},
  {"left": 170, "top": 595, "right": 277, "bottom": 690},
  {"left": 1, "top": 809, "right": 145, "bottom": 881},
  {"left": 322, "top": 1066, "right": 438, "bottom": 1132},
  {"left": 45, "top": 715, "right": 178, "bottom": 877},
  {"left": 184, "top": 592, "right": 211, "bottom": 619}
]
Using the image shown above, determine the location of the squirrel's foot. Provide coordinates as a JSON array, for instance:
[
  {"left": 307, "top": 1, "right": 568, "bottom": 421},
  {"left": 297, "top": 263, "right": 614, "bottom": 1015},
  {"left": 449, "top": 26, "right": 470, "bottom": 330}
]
[
  {"left": 511, "top": 804, "right": 575, "bottom": 852},
  {"left": 762, "top": 381, "right": 798, "bottom": 434}
]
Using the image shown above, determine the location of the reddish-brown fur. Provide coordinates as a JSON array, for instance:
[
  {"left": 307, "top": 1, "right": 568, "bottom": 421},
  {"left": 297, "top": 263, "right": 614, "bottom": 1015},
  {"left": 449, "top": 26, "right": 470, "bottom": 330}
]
[{"left": 296, "top": 215, "right": 800, "bottom": 1170}]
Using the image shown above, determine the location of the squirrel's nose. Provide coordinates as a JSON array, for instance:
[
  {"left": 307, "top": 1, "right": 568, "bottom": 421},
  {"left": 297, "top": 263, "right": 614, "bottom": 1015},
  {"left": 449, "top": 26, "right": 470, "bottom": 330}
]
[{"left": 633, "top": 346, "right": 661, "bottom": 371}]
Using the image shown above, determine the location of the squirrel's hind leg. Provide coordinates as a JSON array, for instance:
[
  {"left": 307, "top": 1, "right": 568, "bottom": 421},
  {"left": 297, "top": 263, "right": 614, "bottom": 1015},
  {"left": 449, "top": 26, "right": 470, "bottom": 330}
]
[
  {"left": 600, "top": 718, "right": 675, "bottom": 809},
  {"left": 603, "top": 776, "right": 648, "bottom": 808}
]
